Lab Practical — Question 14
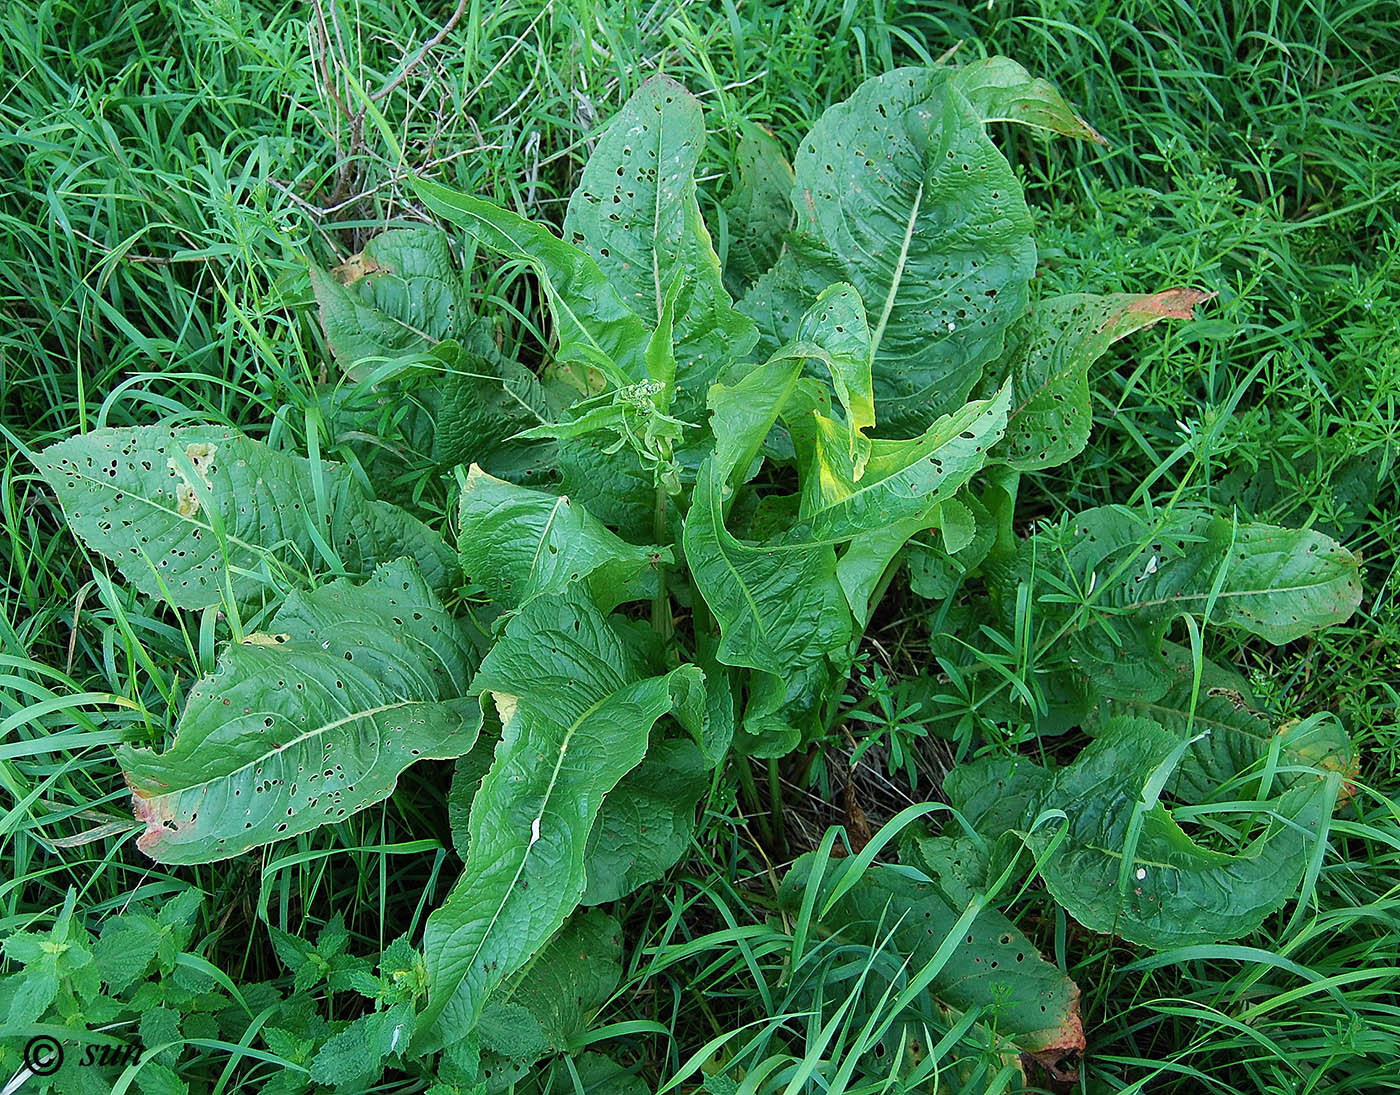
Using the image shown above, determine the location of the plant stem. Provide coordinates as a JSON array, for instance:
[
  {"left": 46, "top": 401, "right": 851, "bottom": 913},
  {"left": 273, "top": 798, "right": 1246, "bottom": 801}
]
[
  {"left": 767, "top": 758, "right": 787, "bottom": 855},
  {"left": 653, "top": 483, "right": 671, "bottom": 640},
  {"left": 735, "top": 754, "right": 774, "bottom": 848}
]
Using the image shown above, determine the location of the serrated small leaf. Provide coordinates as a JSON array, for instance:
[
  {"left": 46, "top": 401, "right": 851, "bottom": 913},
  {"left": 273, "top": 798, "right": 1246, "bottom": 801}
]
[
  {"left": 418, "top": 586, "right": 702, "bottom": 1050},
  {"left": 94, "top": 914, "right": 163, "bottom": 993},
  {"left": 309, "top": 1001, "right": 416, "bottom": 1089},
  {"left": 134, "top": 1062, "right": 189, "bottom": 1095},
  {"left": 120, "top": 559, "right": 483, "bottom": 864},
  {"left": 38, "top": 426, "right": 458, "bottom": 609}
]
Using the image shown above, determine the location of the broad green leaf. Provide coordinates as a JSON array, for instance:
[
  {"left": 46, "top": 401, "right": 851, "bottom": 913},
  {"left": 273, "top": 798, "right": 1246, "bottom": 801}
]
[
  {"left": 797, "top": 388, "right": 1009, "bottom": 542},
  {"left": 38, "top": 425, "right": 458, "bottom": 609},
  {"left": 721, "top": 123, "right": 793, "bottom": 298},
  {"left": 555, "top": 432, "right": 658, "bottom": 542},
  {"left": 1001, "top": 506, "right": 1364, "bottom": 696},
  {"left": 563, "top": 75, "right": 757, "bottom": 416},
  {"left": 582, "top": 738, "right": 707, "bottom": 904},
  {"left": 994, "top": 290, "right": 1212, "bottom": 471},
  {"left": 477, "top": 909, "right": 622, "bottom": 1087},
  {"left": 457, "top": 465, "right": 663, "bottom": 613},
  {"left": 943, "top": 754, "right": 1051, "bottom": 839},
  {"left": 120, "top": 559, "right": 483, "bottom": 864},
  {"left": 418, "top": 586, "right": 703, "bottom": 1051},
  {"left": 907, "top": 489, "right": 998, "bottom": 600},
  {"left": 683, "top": 356, "right": 854, "bottom": 686},
  {"left": 790, "top": 384, "right": 1007, "bottom": 623},
  {"left": 741, "top": 66, "right": 1037, "bottom": 435},
  {"left": 309, "top": 226, "right": 473, "bottom": 381},
  {"left": 1096, "top": 650, "right": 1355, "bottom": 804},
  {"left": 778, "top": 855, "right": 1083, "bottom": 1059},
  {"left": 1030, "top": 716, "right": 1344, "bottom": 948},
  {"left": 951, "top": 57, "right": 1105, "bottom": 143},
  {"left": 414, "top": 177, "right": 650, "bottom": 386},
  {"left": 432, "top": 342, "right": 554, "bottom": 470}
]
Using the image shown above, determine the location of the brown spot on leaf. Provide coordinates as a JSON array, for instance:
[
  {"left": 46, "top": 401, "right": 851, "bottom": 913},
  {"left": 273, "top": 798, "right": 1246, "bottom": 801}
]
[
  {"left": 1121, "top": 287, "right": 1217, "bottom": 323},
  {"left": 332, "top": 252, "right": 380, "bottom": 284}
]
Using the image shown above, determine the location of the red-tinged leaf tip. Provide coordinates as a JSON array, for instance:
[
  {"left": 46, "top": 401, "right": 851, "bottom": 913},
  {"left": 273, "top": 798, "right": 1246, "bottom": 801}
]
[
  {"left": 1024, "top": 982, "right": 1086, "bottom": 1082},
  {"left": 1124, "top": 287, "right": 1217, "bottom": 322}
]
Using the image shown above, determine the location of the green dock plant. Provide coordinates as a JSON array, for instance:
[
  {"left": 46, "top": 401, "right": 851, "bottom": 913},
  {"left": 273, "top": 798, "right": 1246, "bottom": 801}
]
[{"left": 33, "top": 60, "right": 1363, "bottom": 1088}]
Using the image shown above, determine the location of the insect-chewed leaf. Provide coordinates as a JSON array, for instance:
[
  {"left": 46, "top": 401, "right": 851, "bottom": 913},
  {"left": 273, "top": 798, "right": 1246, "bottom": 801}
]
[
  {"left": 38, "top": 425, "right": 458, "bottom": 610},
  {"left": 796, "top": 388, "right": 1010, "bottom": 542},
  {"left": 741, "top": 65, "right": 1039, "bottom": 435},
  {"left": 458, "top": 465, "right": 663, "bottom": 613},
  {"left": 582, "top": 738, "right": 707, "bottom": 904},
  {"left": 943, "top": 754, "right": 1051, "bottom": 839},
  {"left": 417, "top": 586, "right": 703, "bottom": 1053},
  {"left": 721, "top": 123, "right": 794, "bottom": 298},
  {"left": 1030, "top": 716, "right": 1345, "bottom": 949},
  {"left": 778, "top": 855, "right": 1084, "bottom": 1060},
  {"left": 994, "top": 290, "right": 1213, "bottom": 471},
  {"left": 563, "top": 75, "right": 757, "bottom": 418},
  {"left": 309, "top": 225, "right": 473, "bottom": 381},
  {"left": 950, "top": 57, "right": 1105, "bottom": 143},
  {"left": 120, "top": 559, "right": 483, "bottom": 864},
  {"left": 477, "top": 909, "right": 623, "bottom": 1085},
  {"left": 998, "top": 506, "right": 1363, "bottom": 696},
  {"left": 414, "top": 177, "right": 651, "bottom": 387}
]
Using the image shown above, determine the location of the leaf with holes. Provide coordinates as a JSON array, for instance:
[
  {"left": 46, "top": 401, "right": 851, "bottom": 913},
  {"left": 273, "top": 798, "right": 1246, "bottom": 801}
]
[
  {"left": 1029, "top": 716, "right": 1346, "bottom": 948},
  {"left": 741, "top": 67, "right": 1042, "bottom": 435},
  {"left": 417, "top": 585, "right": 703, "bottom": 1054},
  {"left": 721, "top": 123, "right": 794, "bottom": 298},
  {"left": 120, "top": 559, "right": 483, "bottom": 864},
  {"left": 951, "top": 57, "right": 1105, "bottom": 143},
  {"left": 778, "top": 855, "right": 1083, "bottom": 1063},
  {"left": 477, "top": 909, "right": 623, "bottom": 1087},
  {"left": 310, "top": 226, "right": 475, "bottom": 381},
  {"left": 683, "top": 352, "right": 855, "bottom": 752},
  {"left": 38, "top": 426, "right": 458, "bottom": 610},
  {"left": 994, "top": 506, "right": 1364, "bottom": 697},
  {"left": 991, "top": 290, "right": 1213, "bottom": 471},
  {"left": 563, "top": 74, "right": 757, "bottom": 419}
]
